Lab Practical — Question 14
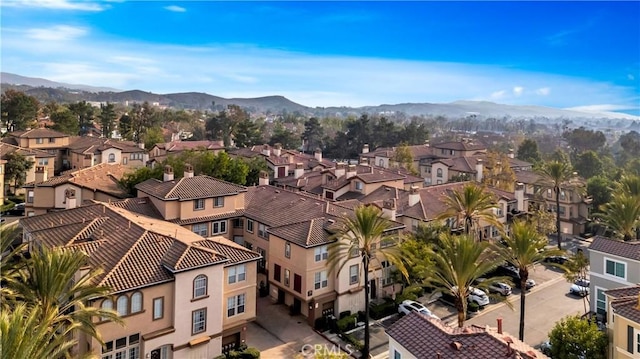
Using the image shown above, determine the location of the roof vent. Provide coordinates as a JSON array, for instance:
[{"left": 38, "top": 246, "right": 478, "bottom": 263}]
[{"left": 450, "top": 341, "right": 462, "bottom": 351}]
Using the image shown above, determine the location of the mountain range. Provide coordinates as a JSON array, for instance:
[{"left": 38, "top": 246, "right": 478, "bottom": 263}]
[{"left": 2, "top": 72, "right": 637, "bottom": 121}]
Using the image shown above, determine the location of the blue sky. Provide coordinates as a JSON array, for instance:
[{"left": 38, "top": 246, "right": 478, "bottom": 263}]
[{"left": 1, "top": 1, "right": 639, "bottom": 115}]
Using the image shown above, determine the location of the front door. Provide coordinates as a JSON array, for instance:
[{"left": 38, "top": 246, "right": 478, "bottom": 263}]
[
  {"left": 277, "top": 289, "right": 285, "bottom": 304},
  {"left": 370, "top": 279, "right": 377, "bottom": 300},
  {"left": 292, "top": 298, "right": 302, "bottom": 315}
]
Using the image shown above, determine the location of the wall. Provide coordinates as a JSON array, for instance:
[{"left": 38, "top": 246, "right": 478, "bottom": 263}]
[
  {"left": 101, "top": 147, "right": 122, "bottom": 165},
  {"left": 222, "top": 261, "right": 258, "bottom": 330},
  {"left": 388, "top": 337, "right": 416, "bottom": 359},
  {"left": 611, "top": 314, "right": 639, "bottom": 359},
  {"left": 431, "top": 162, "right": 449, "bottom": 185},
  {"left": 54, "top": 184, "right": 82, "bottom": 208}
]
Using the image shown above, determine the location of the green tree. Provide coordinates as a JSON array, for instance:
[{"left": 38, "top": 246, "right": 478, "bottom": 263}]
[
  {"left": 1, "top": 225, "right": 26, "bottom": 311},
  {"left": 617, "top": 130, "right": 640, "bottom": 166},
  {"left": 536, "top": 160, "right": 580, "bottom": 250},
  {"left": 572, "top": 151, "right": 603, "bottom": 179},
  {"left": 327, "top": 205, "right": 407, "bottom": 359},
  {"left": 597, "top": 193, "right": 640, "bottom": 241},
  {"left": 398, "top": 118, "right": 429, "bottom": 146},
  {"left": 1, "top": 89, "right": 39, "bottom": 131},
  {"left": 563, "top": 250, "right": 590, "bottom": 313},
  {"left": 128, "top": 102, "right": 156, "bottom": 144},
  {"left": 68, "top": 101, "right": 95, "bottom": 135},
  {"left": 206, "top": 104, "right": 248, "bottom": 147},
  {"left": 99, "top": 102, "right": 117, "bottom": 138},
  {"left": 244, "top": 157, "right": 269, "bottom": 186},
  {"left": 548, "top": 315, "right": 608, "bottom": 359},
  {"left": 425, "top": 233, "right": 501, "bottom": 328},
  {"left": 119, "top": 166, "right": 163, "bottom": 196},
  {"left": 587, "top": 176, "right": 612, "bottom": 214},
  {"left": 269, "top": 122, "right": 301, "bottom": 150},
  {"left": 303, "top": 117, "right": 324, "bottom": 153},
  {"left": 234, "top": 118, "right": 264, "bottom": 148},
  {"left": 142, "top": 126, "right": 166, "bottom": 150},
  {"left": 118, "top": 113, "right": 133, "bottom": 140},
  {"left": 493, "top": 220, "right": 559, "bottom": 340},
  {"left": 436, "top": 183, "right": 503, "bottom": 240},
  {"left": 563, "top": 127, "right": 606, "bottom": 154},
  {"left": 392, "top": 143, "right": 417, "bottom": 174},
  {"left": 4, "top": 152, "right": 35, "bottom": 192},
  {"left": 482, "top": 151, "right": 516, "bottom": 191},
  {"left": 50, "top": 107, "right": 79, "bottom": 135},
  {"left": 617, "top": 174, "right": 640, "bottom": 197},
  {"left": 516, "top": 139, "right": 541, "bottom": 163}
]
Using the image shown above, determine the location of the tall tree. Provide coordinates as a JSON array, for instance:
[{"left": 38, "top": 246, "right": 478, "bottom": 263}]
[
  {"left": 398, "top": 118, "right": 429, "bottom": 146},
  {"left": 50, "top": 107, "right": 79, "bottom": 135},
  {"left": 234, "top": 118, "right": 264, "bottom": 148},
  {"left": 4, "top": 152, "right": 34, "bottom": 192},
  {"left": 269, "top": 122, "right": 301, "bottom": 150},
  {"left": 572, "top": 151, "right": 603, "bottom": 179},
  {"left": 516, "top": 139, "right": 541, "bottom": 163},
  {"left": 493, "top": 220, "right": 559, "bottom": 340},
  {"left": 563, "top": 250, "right": 590, "bottom": 313},
  {"left": 118, "top": 113, "right": 133, "bottom": 140},
  {"left": 562, "top": 127, "right": 606, "bottom": 154},
  {"left": 142, "top": 126, "right": 165, "bottom": 150},
  {"left": 548, "top": 315, "right": 608, "bottom": 359},
  {"left": 205, "top": 104, "right": 248, "bottom": 147},
  {"left": 536, "top": 160, "right": 579, "bottom": 250},
  {"left": 99, "top": 102, "right": 117, "bottom": 138},
  {"left": 587, "top": 176, "right": 612, "bottom": 214},
  {"left": 425, "top": 233, "right": 500, "bottom": 328},
  {"left": 68, "top": 101, "right": 95, "bottom": 135},
  {"left": 436, "top": 183, "right": 503, "bottom": 240},
  {"left": 392, "top": 143, "right": 417, "bottom": 174},
  {"left": 327, "top": 205, "right": 407, "bottom": 359},
  {"left": 303, "top": 117, "right": 324, "bottom": 153},
  {"left": 1, "top": 89, "right": 39, "bottom": 131},
  {"left": 482, "top": 151, "right": 516, "bottom": 191},
  {"left": 597, "top": 193, "right": 640, "bottom": 241}
]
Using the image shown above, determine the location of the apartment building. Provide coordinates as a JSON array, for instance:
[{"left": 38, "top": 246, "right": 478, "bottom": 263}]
[
  {"left": 148, "top": 140, "right": 225, "bottom": 167},
  {"left": 64, "top": 136, "right": 148, "bottom": 171},
  {"left": 588, "top": 236, "right": 640, "bottom": 316},
  {"left": 19, "top": 202, "right": 261, "bottom": 359},
  {"left": 22, "top": 163, "right": 130, "bottom": 216},
  {"left": 604, "top": 285, "right": 640, "bottom": 359},
  {"left": 0, "top": 143, "right": 56, "bottom": 194},
  {"left": 230, "top": 144, "right": 335, "bottom": 179},
  {"left": 4, "top": 128, "right": 69, "bottom": 172}
]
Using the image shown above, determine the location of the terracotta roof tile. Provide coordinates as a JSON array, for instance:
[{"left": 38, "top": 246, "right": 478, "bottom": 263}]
[
  {"left": 9, "top": 128, "right": 67, "bottom": 138},
  {"left": 107, "top": 197, "right": 164, "bottom": 219},
  {"left": 195, "top": 237, "right": 262, "bottom": 265},
  {"left": 23, "top": 163, "right": 129, "bottom": 197},
  {"left": 0, "top": 143, "right": 55, "bottom": 159},
  {"left": 589, "top": 236, "right": 640, "bottom": 261},
  {"left": 167, "top": 210, "right": 245, "bottom": 225},
  {"left": 267, "top": 218, "right": 332, "bottom": 248},
  {"left": 136, "top": 176, "right": 247, "bottom": 200}
]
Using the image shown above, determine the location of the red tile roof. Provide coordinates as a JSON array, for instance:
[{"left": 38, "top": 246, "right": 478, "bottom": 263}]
[
  {"left": 136, "top": 176, "right": 247, "bottom": 200},
  {"left": 589, "top": 236, "right": 640, "bottom": 261},
  {"left": 9, "top": 128, "right": 68, "bottom": 138},
  {"left": 607, "top": 285, "right": 640, "bottom": 324}
]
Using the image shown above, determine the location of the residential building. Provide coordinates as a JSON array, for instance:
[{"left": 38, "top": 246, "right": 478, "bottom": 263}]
[
  {"left": 387, "top": 313, "right": 547, "bottom": 358},
  {"left": 0, "top": 159, "right": 5, "bottom": 205},
  {"left": 604, "top": 285, "right": 640, "bottom": 359},
  {"left": 22, "top": 163, "right": 130, "bottom": 216},
  {"left": 588, "top": 236, "right": 640, "bottom": 316},
  {"left": 148, "top": 140, "right": 225, "bottom": 167},
  {"left": 4, "top": 128, "right": 69, "bottom": 173},
  {"left": 20, "top": 202, "right": 261, "bottom": 358},
  {"left": 0, "top": 143, "right": 56, "bottom": 194},
  {"left": 64, "top": 136, "right": 148, "bottom": 171}
]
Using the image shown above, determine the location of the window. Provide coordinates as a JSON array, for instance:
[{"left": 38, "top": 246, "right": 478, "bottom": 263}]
[
  {"left": 349, "top": 265, "right": 359, "bottom": 285},
  {"left": 350, "top": 248, "right": 359, "bottom": 258},
  {"left": 560, "top": 191, "right": 566, "bottom": 201},
  {"left": 38, "top": 158, "right": 49, "bottom": 166},
  {"left": 130, "top": 153, "right": 143, "bottom": 160},
  {"left": 101, "top": 334, "right": 140, "bottom": 359},
  {"left": 150, "top": 346, "right": 170, "bottom": 359},
  {"left": 596, "top": 288, "right": 606, "bottom": 315},
  {"left": 193, "top": 275, "right": 208, "bottom": 298},
  {"left": 48, "top": 137, "right": 55, "bottom": 143},
  {"left": 228, "top": 264, "right": 246, "bottom": 284},
  {"left": 436, "top": 168, "right": 443, "bottom": 178},
  {"left": 382, "top": 261, "right": 394, "bottom": 286},
  {"left": 212, "top": 220, "right": 227, "bottom": 235},
  {"left": 214, "top": 197, "right": 224, "bottom": 207},
  {"left": 152, "top": 297, "right": 163, "bottom": 320},
  {"left": 605, "top": 259, "right": 626, "bottom": 279},
  {"left": 546, "top": 189, "right": 552, "bottom": 198},
  {"left": 116, "top": 295, "right": 128, "bottom": 316},
  {"left": 130, "top": 292, "right": 142, "bottom": 313},
  {"left": 314, "top": 271, "right": 328, "bottom": 290},
  {"left": 258, "top": 223, "right": 268, "bottom": 238},
  {"left": 294, "top": 274, "right": 302, "bottom": 293},
  {"left": 227, "top": 294, "right": 246, "bottom": 317},
  {"left": 314, "top": 245, "right": 328, "bottom": 262},
  {"left": 257, "top": 247, "right": 266, "bottom": 271},
  {"left": 378, "top": 159, "right": 384, "bottom": 167},
  {"left": 437, "top": 180, "right": 443, "bottom": 184},
  {"left": 247, "top": 219, "right": 254, "bottom": 233},
  {"left": 27, "top": 190, "right": 34, "bottom": 203},
  {"left": 123, "top": 157, "right": 128, "bottom": 165},
  {"left": 36, "top": 138, "right": 43, "bottom": 144},
  {"left": 101, "top": 299, "right": 113, "bottom": 321},
  {"left": 233, "top": 218, "right": 244, "bottom": 228},
  {"left": 192, "top": 308, "right": 206, "bottom": 334},
  {"left": 637, "top": 331, "right": 640, "bottom": 353},
  {"left": 108, "top": 153, "right": 116, "bottom": 163},
  {"left": 192, "top": 223, "right": 208, "bottom": 236},
  {"left": 284, "top": 269, "right": 290, "bottom": 286},
  {"left": 355, "top": 181, "right": 363, "bottom": 191},
  {"left": 394, "top": 350, "right": 402, "bottom": 359},
  {"left": 194, "top": 199, "right": 205, "bottom": 210},
  {"left": 285, "top": 242, "right": 291, "bottom": 258},
  {"left": 274, "top": 264, "right": 281, "bottom": 282}
]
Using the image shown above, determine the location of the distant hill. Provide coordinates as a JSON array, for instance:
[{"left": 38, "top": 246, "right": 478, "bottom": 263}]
[{"left": 1, "top": 72, "right": 637, "bottom": 120}]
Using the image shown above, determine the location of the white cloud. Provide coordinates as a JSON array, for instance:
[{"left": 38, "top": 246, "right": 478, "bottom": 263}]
[
  {"left": 513, "top": 86, "right": 524, "bottom": 96},
  {"left": 1, "top": 0, "right": 106, "bottom": 11},
  {"left": 164, "top": 5, "right": 186, "bottom": 13},
  {"left": 25, "top": 25, "right": 87, "bottom": 41},
  {"left": 490, "top": 90, "right": 506, "bottom": 99},
  {"left": 536, "top": 87, "right": 551, "bottom": 96}
]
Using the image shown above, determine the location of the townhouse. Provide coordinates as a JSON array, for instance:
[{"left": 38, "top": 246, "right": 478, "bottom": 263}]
[
  {"left": 588, "top": 236, "right": 640, "bottom": 317},
  {"left": 604, "top": 285, "right": 640, "bottom": 359},
  {"left": 20, "top": 202, "right": 261, "bottom": 359},
  {"left": 64, "top": 136, "right": 148, "bottom": 170},
  {"left": 148, "top": 140, "right": 225, "bottom": 167},
  {"left": 22, "top": 163, "right": 130, "bottom": 216},
  {"left": 230, "top": 144, "right": 335, "bottom": 179},
  {"left": 4, "top": 128, "right": 69, "bottom": 173},
  {"left": 387, "top": 313, "right": 548, "bottom": 359},
  {"left": 0, "top": 142, "right": 56, "bottom": 194}
]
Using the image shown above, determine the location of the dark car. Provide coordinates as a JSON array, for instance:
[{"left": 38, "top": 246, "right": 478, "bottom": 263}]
[
  {"left": 544, "top": 256, "right": 569, "bottom": 265},
  {"left": 489, "top": 265, "right": 536, "bottom": 290}
]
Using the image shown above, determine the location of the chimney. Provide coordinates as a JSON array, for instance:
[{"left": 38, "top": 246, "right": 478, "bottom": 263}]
[
  {"left": 262, "top": 144, "right": 271, "bottom": 157},
  {"left": 35, "top": 166, "right": 48, "bottom": 183},
  {"left": 314, "top": 148, "right": 322, "bottom": 162},
  {"left": 273, "top": 143, "right": 282, "bottom": 157},
  {"left": 163, "top": 165, "right": 174, "bottom": 182},
  {"left": 508, "top": 149, "right": 515, "bottom": 159},
  {"left": 515, "top": 182, "right": 525, "bottom": 212},
  {"left": 382, "top": 198, "right": 397, "bottom": 221},
  {"left": 346, "top": 165, "right": 357, "bottom": 179},
  {"left": 497, "top": 318, "right": 503, "bottom": 334},
  {"left": 360, "top": 157, "right": 369, "bottom": 166},
  {"left": 476, "top": 159, "right": 483, "bottom": 182},
  {"left": 64, "top": 189, "right": 77, "bottom": 210},
  {"left": 258, "top": 170, "right": 269, "bottom": 186},
  {"left": 294, "top": 163, "right": 304, "bottom": 179},
  {"left": 362, "top": 144, "right": 370, "bottom": 154},
  {"left": 409, "top": 186, "right": 420, "bottom": 206},
  {"left": 184, "top": 163, "right": 194, "bottom": 178},
  {"left": 334, "top": 162, "right": 346, "bottom": 178},
  {"left": 138, "top": 142, "right": 145, "bottom": 149}
]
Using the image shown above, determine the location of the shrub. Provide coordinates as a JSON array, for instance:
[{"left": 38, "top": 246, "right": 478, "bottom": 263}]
[
  {"left": 239, "top": 347, "right": 260, "bottom": 359},
  {"left": 1, "top": 200, "right": 15, "bottom": 213},
  {"left": 337, "top": 313, "right": 358, "bottom": 332},
  {"left": 214, "top": 355, "right": 227, "bottom": 359},
  {"left": 357, "top": 310, "right": 366, "bottom": 322},
  {"left": 339, "top": 310, "right": 351, "bottom": 319},
  {"left": 342, "top": 333, "right": 364, "bottom": 352},
  {"left": 369, "top": 301, "right": 397, "bottom": 320},
  {"left": 468, "top": 302, "right": 480, "bottom": 313}
]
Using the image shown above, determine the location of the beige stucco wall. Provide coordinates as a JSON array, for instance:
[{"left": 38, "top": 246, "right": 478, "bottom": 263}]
[
  {"left": 222, "top": 261, "right": 257, "bottom": 330},
  {"left": 611, "top": 314, "right": 639, "bottom": 359},
  {"left": 53, "top": 184, "right": 82, "bottom": 208},
  {"left": 431, "top": 162, "right": 449, "bottom": 184},
  {"left": 101, "top": 147, "right": 122, "bottom": 165}
]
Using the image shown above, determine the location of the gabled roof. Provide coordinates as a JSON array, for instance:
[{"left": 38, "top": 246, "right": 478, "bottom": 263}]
[
  {"left": 195, "top": 237, "right": 262, "bottom": 265},
  {"left": 67, "top": 136, "right": 143, "bottom": 154},
  {"left": 136, "top": 175, "right": 247, "bottom": 200},
  {"left": 589, "top": 236, "right": 640, "bottom": 261},
  {"left": 607, "top": 285, "right": 640, "bottom": 324},
  {"left": 267, "top": 218, "right": 333, "bottom": 248},
  {"left": 23, "top": 163, "right": 129, "bottom": 197},
  {"left": 9, "top": 128, "right": 68, "bottom": 139},
  {"left": 0, "top": 143, "right": 55, "bottom": 159},
  {"left": 387, "top": 312, "right": 546, "bottom": 359},
  {"left": 154, "top": 140, "right": 224, "bottom": 152},
  {"left": 433, "top": 140, "right": 486, "bottom": 151}
]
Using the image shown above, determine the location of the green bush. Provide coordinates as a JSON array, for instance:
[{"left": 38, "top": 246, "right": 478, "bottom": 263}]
[
  {"left": 337, "top": 313, "right": 358, "bottom": 332},
  {"left": 342, "top": 333, "right": 364, "bottom": 352},
  {"left": 468, "top": 302, "right": 480, "bottom": 313},
  {"left": 395, "top": 286, "right": 423, "bottom": 305},
  {"left": 1, "top": 200, "right": 15, "bottom": 213},
  {"left": 240, "top": 347, "right": 260, "bottom": 359},
  {"left": 214, "top": 355, "right": 227, "bottom": 359},
  {"left": 369, "top": 301, "right": 397, "bottom": 320}
]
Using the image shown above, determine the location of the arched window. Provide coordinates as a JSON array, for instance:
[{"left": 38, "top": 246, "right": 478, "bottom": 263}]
[
  {"left": 116, "top": 295, "right": 129, "bottom": 316},
  {"left": 436, "top": 168, "right": 443, "bottom": 178},
  {"left": 108, "top": 153, "right": 116, "bottom": 163},
  {"left": 193, "top": 275, "right": 208, "bottom": 299},
  {"left": 101, "top": 298, "right": 113, "bottom": 321},
  {"left": 131, "top": 292, "right": 143, "bottom": 313}
]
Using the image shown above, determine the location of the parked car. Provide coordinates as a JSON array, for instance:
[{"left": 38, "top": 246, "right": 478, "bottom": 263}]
[
  {"left": 490, "top": 264, "right": 536, "bottom": 290},
  {"left": 570, "top": 278, "right": 590, "bottom": 297},
  {"left": 544, "top": 255, "right": 569, "bottom": 265},
  {"left": 475, "top": 278, "right": 512, "bottom": 296},
  {"left": 398, "top": 300, "right": 438, "bottom": 319},
  {"left": 7, "top": 203, "right": 25, "bottom": 216},
  {"left": 468, "top": 287, "right": 490, "bottom": 307}
]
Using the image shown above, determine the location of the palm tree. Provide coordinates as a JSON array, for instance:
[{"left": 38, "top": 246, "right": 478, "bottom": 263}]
[
  {"left": 327, "top": 205, "right": 407, "bottom": 359},
  {"left": 426, "top": 233, "right": 501, "bottom": 328},
  {"left": 617, "top": 174, "right": 640, "bottom": 197},
  {"left": 492, "top": 220, "right": 561, "bottom": 341},
  {"left": 597, "top": 193, "right": 640, "bottom": 241},
  {"left": 436, "top": 182, "right": 503, "bottom": 240},
  {"left": 6, "top": 245, "right": 122, "bottom": 344},
  {"left": 0, "top": 224, "right": 26, "bottom": 311},
  {"left": 536, "top": 160, "right": 580, "bottom": 250},
  {"left": 563, "top": 250, "right": 590, "bottom": 314}
]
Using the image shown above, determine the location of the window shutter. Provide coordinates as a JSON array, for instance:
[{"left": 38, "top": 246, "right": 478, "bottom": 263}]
[{"left": 628, "top": 325, "right": 634, "bottom": 353}]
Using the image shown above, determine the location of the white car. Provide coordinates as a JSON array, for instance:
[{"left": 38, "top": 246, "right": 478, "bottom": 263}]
[
  {"left": 488, "top": 282, "right": 512, "bottom": 296},
  {"left": 570, "top": 278, "right": 590, "bottom": 297},
  {"left": 398, "top": 300, "right": 438, "bottom": 319},
  {"left": 468, "top": 287, "right": 490, "bottom": 307}
]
